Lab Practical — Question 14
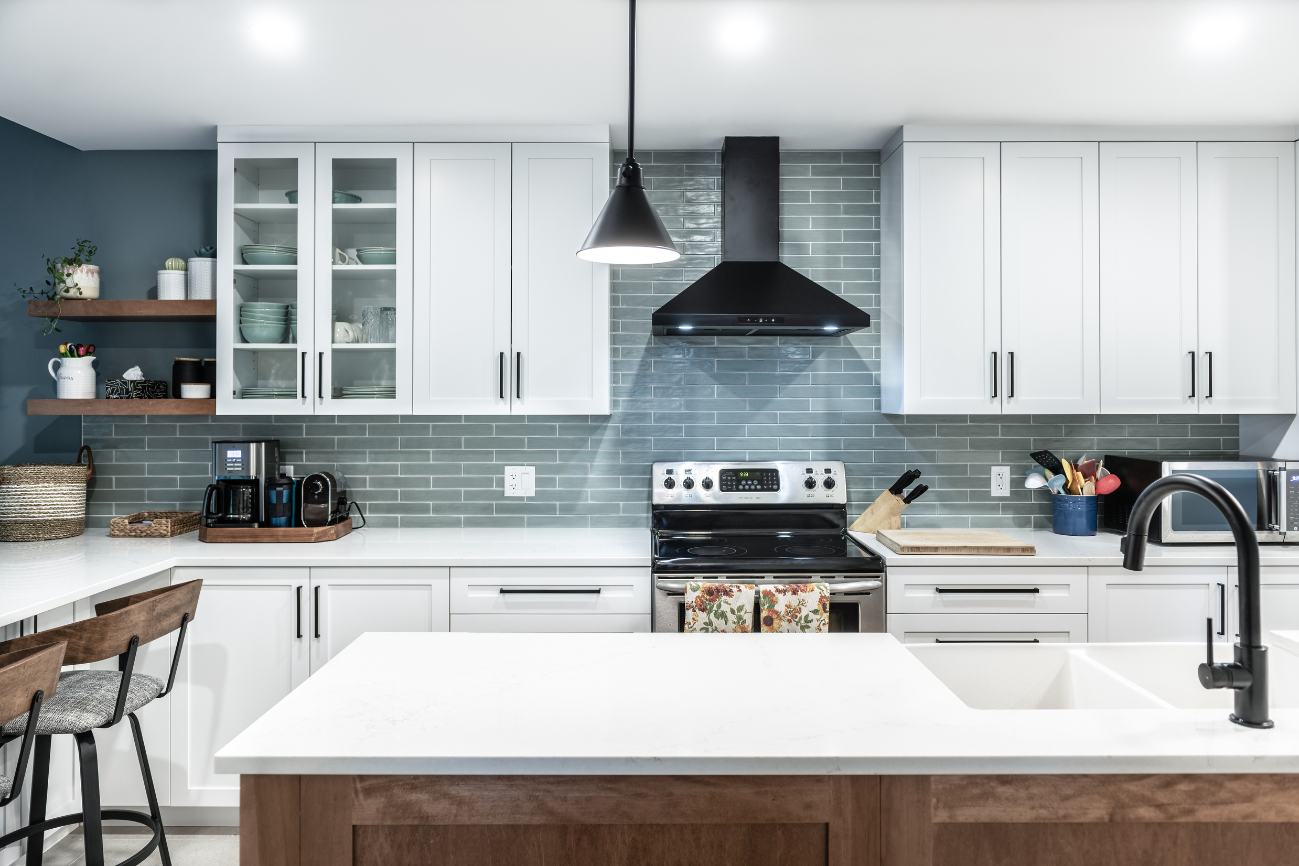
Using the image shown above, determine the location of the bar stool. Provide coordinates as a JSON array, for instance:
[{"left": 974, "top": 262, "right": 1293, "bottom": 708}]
[
  {"left": 0, "top": 580, "right": 201, "bottom": 866},
  {"left": 0, "top": 644, "right": 66, "bottom": 812}
]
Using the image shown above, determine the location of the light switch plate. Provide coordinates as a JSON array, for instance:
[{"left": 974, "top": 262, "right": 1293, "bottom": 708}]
[
  {"left": 504, "top": 466, "right": 536, "bottom": 498},
  {"left": 991, "top": 465, "right": 1010, "bottom": 497}
]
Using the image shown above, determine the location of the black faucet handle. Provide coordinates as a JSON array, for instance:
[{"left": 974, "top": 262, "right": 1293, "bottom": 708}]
[{"left": 1198, "top": 617, "right": 1252, "bottom": 691}]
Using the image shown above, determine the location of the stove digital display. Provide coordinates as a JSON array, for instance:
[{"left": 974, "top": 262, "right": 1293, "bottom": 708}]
[{"left": 719, "top": 468, "right": 780, "bottom": 492}]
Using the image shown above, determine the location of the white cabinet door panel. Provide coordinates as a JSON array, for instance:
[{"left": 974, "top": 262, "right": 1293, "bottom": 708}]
[
  {"left": 450, "top": 613, "right": 650, "bottom": 633},
  {"left": 511, "top": 143, "right": 610, "bottom": 415},
  {"left": 1197, "top": 142, "right": 1297, "bottom": 414},
  {"left": 888, "top": 613, "right": 1087, "bottom": 644},
  {"left": 1099, "top": 142, "right": 1199, "bottom": 413},
  {"left": 309, "top": 567, "right": 450, "bottom": 670},
  {"left": 887, "top": 567, "right": 1087, "bottom": 615},
  {"left": 170, "top": 568, "right": 308, "bottom": 808},
  {"left": 1230, "top": 567, "right": 1299, "bottom": 638},
  {"left": 1089, "top": 567, "right": 1228, "bottom": 643},
  {"left": 882, "top": 142, "right": 1001, "bottom": 413},
  {"left": 449, "top": 567, "right": 651, "bottom": 615},
  {"left": 413, "top": 143, "right": 512, "bottom": 414},
  {"left": 1000, "top": 142, "right": 1100, "bottom": 414}
]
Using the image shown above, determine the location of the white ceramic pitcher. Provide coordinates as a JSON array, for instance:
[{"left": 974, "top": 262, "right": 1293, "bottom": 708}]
[{"left": 48, "top": 355, "right": 97, "bottom": 399}]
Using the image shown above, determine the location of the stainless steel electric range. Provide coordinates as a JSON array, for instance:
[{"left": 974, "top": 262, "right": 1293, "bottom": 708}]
[{"left": 651, "top": 460, "right": 886, "bottom": 632}]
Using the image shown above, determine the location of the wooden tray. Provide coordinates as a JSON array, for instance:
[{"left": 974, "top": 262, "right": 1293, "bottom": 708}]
[
  {"left": 874, "top": 528, "right": 1036, "bottom": 556},
  {"left": 198, "top": 517, "right": 353, "bottom": 543},
  {"left": 109, "top": 511, "right": 200, "bottom": 538}
]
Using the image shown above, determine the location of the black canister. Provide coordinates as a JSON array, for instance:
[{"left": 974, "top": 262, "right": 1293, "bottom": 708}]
[{"left": 172, "top": 357, "right": 204, "bottom": 398}]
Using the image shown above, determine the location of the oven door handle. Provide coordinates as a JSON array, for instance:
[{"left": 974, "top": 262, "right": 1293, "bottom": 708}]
[{"left": 654, "top": 579, "right": 882, "bottom": 595}]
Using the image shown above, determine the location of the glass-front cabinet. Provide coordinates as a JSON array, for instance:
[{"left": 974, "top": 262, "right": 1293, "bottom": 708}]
[
  {"left": 313, "top": 144, "right": 413, "bottom": 413},
  {"left": 217, "top": 143, "right": 315, "bottom": 415}
]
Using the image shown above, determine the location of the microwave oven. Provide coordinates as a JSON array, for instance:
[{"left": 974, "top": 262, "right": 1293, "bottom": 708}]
[{"left": 1102, "top": 454, "right": 1299, "bottom": 544}]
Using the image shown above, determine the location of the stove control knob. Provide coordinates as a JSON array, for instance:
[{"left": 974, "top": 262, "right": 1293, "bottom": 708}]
[
  {"left": 823, "top": 477, "right": 836, "bottom": 490},
  {"left": 662, "top": 477, "right": 676, "bottom": 490},
  {"left": 682, "top": 477, "right": 695, "bottom": 490},
  {"left": 701, "top": 477, "right": 713, "bottom": 490},
  {"left": 804, "top": 477, "right": 818, "bottom": 490}
]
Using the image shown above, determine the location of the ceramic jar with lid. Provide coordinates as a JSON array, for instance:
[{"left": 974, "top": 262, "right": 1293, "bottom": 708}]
[{"left": 172, "top": 357, "right": 204, "bottom": 398}]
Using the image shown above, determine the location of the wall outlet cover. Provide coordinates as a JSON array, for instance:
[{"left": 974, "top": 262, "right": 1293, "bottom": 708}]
[
  {"left": 504, "top": 465, "right": 536, "bottom": 498},
  {"left": 991, "top": 465, "right": 1011, "bottom": 497}
]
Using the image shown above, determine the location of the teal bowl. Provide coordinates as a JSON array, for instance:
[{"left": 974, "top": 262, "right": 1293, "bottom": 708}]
[
  {"left": 240, "top": 322, "right": 287, "bottom": 344},
  {"left": 356, "top": 248, "right": 396, "bottom": 265},
  {"left": 241, "top": 248, "right": 297, "bottom": 265}
]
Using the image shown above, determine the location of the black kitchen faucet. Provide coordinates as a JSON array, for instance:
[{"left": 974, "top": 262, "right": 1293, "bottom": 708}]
[{"left": 1121, "top": 473, "right": 1273, "bottom": 728}]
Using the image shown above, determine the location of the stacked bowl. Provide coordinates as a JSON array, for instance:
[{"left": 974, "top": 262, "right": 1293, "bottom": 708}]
[
  {"left": 356, "top": 246, "right": 396, "bottom": 265},
  {"left": 241, "top": 244, "right": 297, "bottom": 265},
  {"left": 240, "top": 302, "right": 289, "bottom": 343}
]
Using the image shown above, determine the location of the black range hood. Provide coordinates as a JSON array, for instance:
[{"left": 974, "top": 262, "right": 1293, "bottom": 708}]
[{"left": 652, "top": 136, "right": 871, "bottom": 337}]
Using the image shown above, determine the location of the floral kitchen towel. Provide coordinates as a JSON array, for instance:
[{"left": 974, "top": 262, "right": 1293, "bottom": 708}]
[
  {"left": 683, "top": 581, "right": 756, "bottom": 633},
  {"left": 758, "top": 583, "right": 830, "bottom": 633}
]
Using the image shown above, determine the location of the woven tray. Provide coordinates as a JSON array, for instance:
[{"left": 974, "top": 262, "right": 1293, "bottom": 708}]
[{"left": 108, "top": 511, "right": 200, "bottom": 538}]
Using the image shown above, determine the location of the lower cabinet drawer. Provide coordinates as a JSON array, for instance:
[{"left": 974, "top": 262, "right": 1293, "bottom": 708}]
[
  {"left": 450, "top": 613, "right": 651, "bottom": 633},
  {"left": 887, "top": 567, "right": 1087, "bottom": 614},
  {"left": 450, "top": 567, "right": 651, "bottom": 615},
  {"left": 888, "top": 613, "right": 1089, "bottom": 644}
]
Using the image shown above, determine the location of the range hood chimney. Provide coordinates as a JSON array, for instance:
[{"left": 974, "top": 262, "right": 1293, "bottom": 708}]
[{"left": 651, "top": 136, "right": 871, "bottom": 337}]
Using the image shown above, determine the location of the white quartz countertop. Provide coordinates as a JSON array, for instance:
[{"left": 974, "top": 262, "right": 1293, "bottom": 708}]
[
  {"left": 851, "top": 527, "right": 1299, "bottom": 568},
  {"left": 0, "top": 528, "right": 649, "bottom": 626},
  {"left": 214, "top": 631, "right": 1299, "bottom": 776}
]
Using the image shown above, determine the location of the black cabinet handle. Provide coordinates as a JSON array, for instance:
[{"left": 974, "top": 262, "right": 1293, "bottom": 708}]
[
  {"left": 1188, "top": 351, "right": 1196, "bottom": 399},
  {"left": 990, "top": 352, "right": 998, "bottom": 399},
  {"left": 1206, "top": 351, "right": 1213, "bottom": 399},
  {"left": 935, "top": 638, "right": 1041, "bottom": 644},
  {"left": 1217, "top": 582, "right": 1227, "bottom": 637},
  {"left": 498, "top": 351, "right": 505, "bottom": 400},
  {"left": 935, "top": 587, "right": 1041, "bottom": 594},
  {"left": 295, "top": 586, "right": 302, "bottom": 639},
  {"left": 1007, "top": 351, "right": 1015, "bottom": 398},
  {"left": 515, "top": 351, "right": 522, "bottom": 400},
  {"left": 317, "top": 352, "right": 324, "bottom": 401},
  {"left": 314, "top": 585, "right": 321, "bottom": 639},
  {"left": 300, "top": 352, "right": 307, "bottom": 399},
  {"left": 498, "top": 587, "right": 603, "bottom": 595}
]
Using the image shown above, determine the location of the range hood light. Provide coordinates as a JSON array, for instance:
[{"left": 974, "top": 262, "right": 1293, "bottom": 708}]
[
  {"left": 677, "top": 324, "right": 694, "bottom": 331},
  {"left": 822, "top": 324, "right": 838, "bottom": 332},
  {"left": 577, "top": 0, "right": 680, "bottom": 266}
]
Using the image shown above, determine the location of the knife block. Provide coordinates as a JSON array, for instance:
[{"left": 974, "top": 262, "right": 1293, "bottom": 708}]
[{"left": 849, "top": 490, "right": 907, "bottom": 533}]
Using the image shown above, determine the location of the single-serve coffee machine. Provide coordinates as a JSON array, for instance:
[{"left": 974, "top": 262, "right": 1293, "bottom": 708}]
[{"left": 202, "top": 439, "right": 279, "bottom": 527}]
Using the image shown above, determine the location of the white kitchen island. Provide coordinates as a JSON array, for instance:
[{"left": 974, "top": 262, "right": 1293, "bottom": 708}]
[{"left": 218, "top": 631, "right": 1299, "bottom": 866}]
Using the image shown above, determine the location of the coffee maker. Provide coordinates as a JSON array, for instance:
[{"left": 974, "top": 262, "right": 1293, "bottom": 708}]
[{"left": 202, "top": 439, "right": 280, "bottom": 527}]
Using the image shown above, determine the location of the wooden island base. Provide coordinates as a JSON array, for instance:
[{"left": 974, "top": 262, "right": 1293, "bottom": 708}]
[{"left": 241, "top": 773, "right": 1299, "bottom": 866}]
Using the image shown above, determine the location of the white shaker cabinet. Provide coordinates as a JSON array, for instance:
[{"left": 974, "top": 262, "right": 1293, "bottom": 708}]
[
  {"left": 881, "top": 143, "right": 1001, "bottom": 414},
  {"left": 1197, "top": 142, "right": 1296, "bottom": 415},
  {"left": 1088, "top": 567, "right": 1230, "bottom": 643},
  {"left": 999, "top": 142, "right": 1099, "bottom": 414},
  {"left": 1098, "top": 143, "right": 1199, "bottom": 413},
  {"left": 169, "top": 568, "right": 309, "bottom": 808},
  {"left": 511, "top": 143, "right": 611, "bottom": 415},
  {"left": 308, "top": 567, "right": 450, "bottom": 670},
  {"left": 1229, "top": 567, "right": 1299, "bottom": 638}
]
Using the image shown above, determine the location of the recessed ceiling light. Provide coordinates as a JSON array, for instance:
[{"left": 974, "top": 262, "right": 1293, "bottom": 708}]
[
  {"left": 245, "top": 8, "right": 305, "bottom": 60},
  {"left": 1184, "top": 7, "right": 1249, "bottom": 57},
  {"left": 716, "top": 9, "right": 769, "bottom": 59}
]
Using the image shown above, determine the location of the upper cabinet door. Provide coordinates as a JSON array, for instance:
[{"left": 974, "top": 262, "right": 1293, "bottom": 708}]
[
  {"left": 1099, "top": 143, "right": 1199, "bottom": 414},
  {"left": 881, "top": 142, "right": 1002, "bottom": 414},
  {"left": 1197, "top": 142, "right": 1297, "bottom": 415},
  {"left": 1000, "top": 142, "right": 1100, "bottom": 415},
  {"left": 413, "top": 144, "right": 512, "bottom": 415},
  {"left": 510, "top": 143, "right": 611, "bottom": 415},
  {"left": 314, "top": 143, "right": 414, "bottom": 414},
  {"left": 217, "top": 143, "right": 316, "bottom": 415}
]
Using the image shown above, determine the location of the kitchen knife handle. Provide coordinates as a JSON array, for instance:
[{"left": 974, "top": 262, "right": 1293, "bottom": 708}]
[
  {"left": 515, "top": 351, "right": 522, "bottom": 400},
  {"left": 1205, "top": 351, "right": 1213, "bottom": 399},
  {"left": 1007, "top": 351, "right": 1015, "bottom": 399},
  {"left": 314, "top": 585, "right": 321, "bottom": 639},
  {"left": 295, "top": 585, "right": 303, "bottom": 639},
  {"left": 317, "top": 352, "right": 324, "bottom": 401},
  {"left": 300, "top": 352, "right": 307, "bottom": 400},
  {"left": 498, "top": 351, "right": 505, "bottom": 400},
  {"left": 1188, "top": 351, "right": 1196, "bottom": 399},
  {"left": 990, "top": 352, "right": 998, "bottom": 399}
]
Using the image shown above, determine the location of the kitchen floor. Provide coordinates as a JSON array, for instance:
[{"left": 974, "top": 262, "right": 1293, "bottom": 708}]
[{"left": 44, "top": 828, "right": 237, "bottom": 865}]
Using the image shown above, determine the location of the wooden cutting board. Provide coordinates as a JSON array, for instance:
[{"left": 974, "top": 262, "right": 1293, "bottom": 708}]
[{"left": 874, "top": 528, "right": 1036, "bottom": 556}]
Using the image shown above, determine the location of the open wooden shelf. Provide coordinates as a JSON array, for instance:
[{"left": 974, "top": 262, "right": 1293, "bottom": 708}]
[
  {"left": 27, "top": 299, "right": 216, "bottom": 321},
  {"left": 27, "top": 399, "right": 216, "bottom": 416}
]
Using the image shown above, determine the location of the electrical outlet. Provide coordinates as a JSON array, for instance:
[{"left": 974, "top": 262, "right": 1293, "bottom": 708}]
[
  {"left": 504, "top": 466, "right": 536, "bottom": 498},
  {"left": 991, "top": 465, "right": 1011, "bottom": 497}
]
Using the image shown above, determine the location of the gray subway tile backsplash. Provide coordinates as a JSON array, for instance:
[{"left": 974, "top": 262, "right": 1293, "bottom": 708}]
[{"left": 82, "top": 149, "right": 1238, "bottom": 529}]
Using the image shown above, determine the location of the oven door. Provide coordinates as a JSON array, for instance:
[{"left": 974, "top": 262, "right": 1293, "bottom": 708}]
[
  {"left": 652, "top": 576, "right": 885, "bottom": 633},
  {"left": 1160, "top": 460, "right": 1287, "bottom": 543}
]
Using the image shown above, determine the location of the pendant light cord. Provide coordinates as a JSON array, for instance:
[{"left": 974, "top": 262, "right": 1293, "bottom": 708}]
[{"left": 627, "top": 0, "right": 636, "bottom": 160}]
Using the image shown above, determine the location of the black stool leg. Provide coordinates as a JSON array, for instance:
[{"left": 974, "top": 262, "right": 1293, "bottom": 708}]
[
  {"left": 24, "top": 735, "right": 50, "bottom": 866},
  {"left": 74, "top": 731, "right": 103, "bottom": 866},
  {"left": 127, "top": 713, "right": 171, "bottom": 866}
]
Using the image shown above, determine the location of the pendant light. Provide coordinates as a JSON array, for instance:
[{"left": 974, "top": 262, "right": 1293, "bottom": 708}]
[{"left": 577, "top": 0, "right": 680, "bottom": 265}]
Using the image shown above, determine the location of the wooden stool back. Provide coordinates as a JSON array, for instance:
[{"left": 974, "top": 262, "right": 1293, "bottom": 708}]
[{"left": 0, "top": 643, "right": 64, "bottom": 727}]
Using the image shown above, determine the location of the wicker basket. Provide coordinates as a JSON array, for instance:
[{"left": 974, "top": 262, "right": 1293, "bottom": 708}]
[
  {"left": 109, "top": 511, "right": 200, "bottom": 538},
  {"left": 0, "top": 446, "right": 94, "bottom": 542}
]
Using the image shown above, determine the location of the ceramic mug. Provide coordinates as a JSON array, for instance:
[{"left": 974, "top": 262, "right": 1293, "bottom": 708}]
[
  {"left": 333, "top": 321, "right": 359, "bottom": 344},
  {"left": 48, "top": 355, "right": 97, "bottom": 399}
]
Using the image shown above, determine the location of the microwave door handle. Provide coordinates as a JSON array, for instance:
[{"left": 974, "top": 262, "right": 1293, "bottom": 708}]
[{"left": 1266, "top": 468, "right": 1282, "bottom": 532}]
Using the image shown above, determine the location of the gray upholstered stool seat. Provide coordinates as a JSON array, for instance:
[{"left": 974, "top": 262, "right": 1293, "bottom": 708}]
[
  {"left": 0, "top": 774, "right": 10, "bottom": 800},
  {"left": 1, "top": 671, "right": 163, "bottom": 736}
]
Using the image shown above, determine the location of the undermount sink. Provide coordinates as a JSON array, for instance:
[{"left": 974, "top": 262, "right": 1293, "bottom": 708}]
[{"left": 908, "top": 640, "right": 1299, "bottom": 712}]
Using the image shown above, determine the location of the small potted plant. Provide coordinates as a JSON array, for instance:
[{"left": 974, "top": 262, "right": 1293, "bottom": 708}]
[{"left": 16, "top": 239, "right": 99, "bottom": 334}]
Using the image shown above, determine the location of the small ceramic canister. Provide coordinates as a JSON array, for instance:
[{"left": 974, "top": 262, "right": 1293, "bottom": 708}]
[{"left": 157, "top": 270, "right": 186, "bottom": 300}]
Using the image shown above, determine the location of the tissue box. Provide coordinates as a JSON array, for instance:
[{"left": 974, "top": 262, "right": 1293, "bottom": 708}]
[{"left": 105, "top": 379, "right": 169, "bottom": 399}]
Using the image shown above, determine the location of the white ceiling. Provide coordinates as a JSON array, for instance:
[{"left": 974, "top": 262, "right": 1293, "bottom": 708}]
[{"left": 3, "top": 0, "right": 1298, "bottom": 151}]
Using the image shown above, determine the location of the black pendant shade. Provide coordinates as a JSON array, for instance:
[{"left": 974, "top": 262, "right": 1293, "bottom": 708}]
[{"left": 577, "top": 0, "right": 680, "bottom": 265}]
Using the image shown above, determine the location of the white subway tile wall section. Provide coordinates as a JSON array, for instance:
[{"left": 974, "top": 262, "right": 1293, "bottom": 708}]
[{"left": 81, "top": 150, "right": 1238, "bottom": 529}]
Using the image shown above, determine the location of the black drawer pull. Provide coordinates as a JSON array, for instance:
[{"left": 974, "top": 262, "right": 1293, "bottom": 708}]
[
  {"left": 934, "top": 638, "right": 1041, "bottom": 644},
  {"left": 498, "top": 587, "right": 602, "bottom": 595},
  {"left": 935, "top": 587, "right": 1041, "bottom": 594}
]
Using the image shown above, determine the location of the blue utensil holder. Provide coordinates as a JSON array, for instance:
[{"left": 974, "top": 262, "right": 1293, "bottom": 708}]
[{"left": 1052, "top": 494, "right": 1097, "bottom": 536}]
